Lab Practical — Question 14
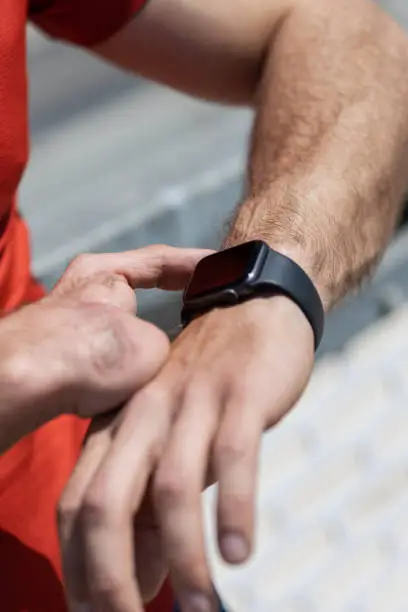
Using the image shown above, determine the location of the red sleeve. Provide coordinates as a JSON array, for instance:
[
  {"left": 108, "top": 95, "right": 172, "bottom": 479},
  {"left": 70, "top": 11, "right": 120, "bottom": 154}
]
[{"left": 29, "top": 0, "right": 149, "bottom": 47}]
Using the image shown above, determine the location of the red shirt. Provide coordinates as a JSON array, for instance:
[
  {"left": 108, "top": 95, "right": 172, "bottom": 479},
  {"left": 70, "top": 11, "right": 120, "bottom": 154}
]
[{"left": 0, "top": 2, "right": 173, "bottom": 610}]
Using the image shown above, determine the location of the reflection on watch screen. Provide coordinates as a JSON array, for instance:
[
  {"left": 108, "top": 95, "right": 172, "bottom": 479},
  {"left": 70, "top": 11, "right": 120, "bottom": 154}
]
[{"left": 186, "top": 242, "right": 260, "bottom": 298}]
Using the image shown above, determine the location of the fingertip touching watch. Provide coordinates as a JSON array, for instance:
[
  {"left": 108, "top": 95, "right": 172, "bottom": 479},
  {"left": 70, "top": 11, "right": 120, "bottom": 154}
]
[{"left": 181, "top": 240, "right": 325, "bottom": 350}]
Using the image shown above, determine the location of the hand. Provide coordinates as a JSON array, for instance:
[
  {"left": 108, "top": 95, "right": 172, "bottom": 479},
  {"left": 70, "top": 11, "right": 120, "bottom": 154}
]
[
  {"left": 0, "top": 245, "right": 209, "bottom": 451},
  {"left": 59, "top": 295, "right": 315, "bottom": 612}
]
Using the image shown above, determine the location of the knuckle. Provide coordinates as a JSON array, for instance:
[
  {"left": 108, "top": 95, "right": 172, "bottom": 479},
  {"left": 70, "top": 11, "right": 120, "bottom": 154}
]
[
  {"left": 57, "top": 494, "right": 79, "bottom": 534},
  {"left": 141, "top": 433, "right": 167, "bottom": 475},
  {"left": 185, "top": 376, "right": 220, "bottom": 404},
  {"left": 79, "top": 488, "right": 117, "bottom": 532},
  {"left": 136, "top": 383, "right": 169, "bottom": 411},
  {"left": 220, "top": 491, "right": 252, "bottom": 515},
  {"left": 145, "top": 243, "right": 167, "bottom": 256},
  {"left": 68, "top": 253, "right": 95, "bottom": 277},
  {"left": 154, "top": 467, "right": 190, "bottom": 506},
  {"left": 56, "top": 254, "right": 100, "bottom": 297},
  {"left": 91, "top": 574, "right": 129, "bottom": 604},
  {"left": 175, "top": 556, "right": 207, "bottom": 585},
  {"left": 76, "top": 283, "right": 111, "bottom": 304},
  {"left": 214, "top": 437, "right": 248, "bottom": 466},
  {"left": 128, "top": 321, "right": 168, "bottom": 356}
]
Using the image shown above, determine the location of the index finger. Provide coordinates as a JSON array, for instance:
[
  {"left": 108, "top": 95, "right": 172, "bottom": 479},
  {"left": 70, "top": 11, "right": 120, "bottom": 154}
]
[
  {"left": 58, "top": 415, "right": 116, "bottom": 608},
  {"left": 70, "top": 387, "right": 175, "bottom": 612},
  {"left": 70, "top": 246, "right": 213, "bottom": 291}
]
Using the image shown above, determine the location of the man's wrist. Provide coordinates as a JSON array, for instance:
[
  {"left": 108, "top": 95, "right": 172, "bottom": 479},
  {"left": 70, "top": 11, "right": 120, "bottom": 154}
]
[
  {"left": 223, "top": 230, "right": 331, "bottom": 312},
  {"left": 223, "top": 189, "right": 337, "bottom": 309},
  {"left": 265, "top": 242, "right": 330, "bottom": 312}
]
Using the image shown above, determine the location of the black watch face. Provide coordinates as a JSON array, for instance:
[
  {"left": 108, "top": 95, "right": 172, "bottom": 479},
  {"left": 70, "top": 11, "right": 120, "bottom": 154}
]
[{"left": 184, "top": 240, "right": 267, "bottom": 300}]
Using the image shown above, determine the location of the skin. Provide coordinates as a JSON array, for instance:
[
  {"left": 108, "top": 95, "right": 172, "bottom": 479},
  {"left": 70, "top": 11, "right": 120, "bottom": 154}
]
[
  {"left": 53, "top": 0, "right": 408, "bottom": 611},
  {"left": 0, "top": 245, "right": 210, "bottom": 454}
]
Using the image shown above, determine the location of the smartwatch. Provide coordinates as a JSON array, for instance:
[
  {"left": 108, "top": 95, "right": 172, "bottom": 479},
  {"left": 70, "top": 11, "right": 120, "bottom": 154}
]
[{"left": 181, "top": 240, "right": 324, "bottom": 350}]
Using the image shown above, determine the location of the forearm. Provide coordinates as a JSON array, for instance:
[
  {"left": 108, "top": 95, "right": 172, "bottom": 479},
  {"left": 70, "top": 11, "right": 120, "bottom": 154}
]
[
  {"left": 0, "top": 354, "right": 58, "bottom": 455},
  {"left": 0, "top": 379, "right": 52, "bottom": 456},
  {"left": 226, "top": 0, "right": 408, "bottom": 309},
  {"left": 0, "top": 322, "right": 60, "bottom": 454}
]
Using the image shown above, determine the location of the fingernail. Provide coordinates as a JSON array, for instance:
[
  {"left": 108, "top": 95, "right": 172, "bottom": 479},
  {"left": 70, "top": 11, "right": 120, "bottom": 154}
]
[
  {"left": 179, "top": 592, "right": 214, "bottom": 612},
  {"left": 220, "top": 532, "right": 249, "bottom": 564}
]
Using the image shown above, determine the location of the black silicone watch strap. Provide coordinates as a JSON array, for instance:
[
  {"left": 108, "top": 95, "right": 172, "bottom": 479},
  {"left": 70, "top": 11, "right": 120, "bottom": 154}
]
[
  {"left": 181, "top": 241, "right": 325, "bottom": 350},
  {"left": 262, "top": 248, "right": 325, "bottom": 349}
]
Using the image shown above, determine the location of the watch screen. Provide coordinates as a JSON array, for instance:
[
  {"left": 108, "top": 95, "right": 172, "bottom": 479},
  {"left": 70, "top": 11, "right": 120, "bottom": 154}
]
[{"left": 185, "top": 241, "right": 264, "bottom": 299}]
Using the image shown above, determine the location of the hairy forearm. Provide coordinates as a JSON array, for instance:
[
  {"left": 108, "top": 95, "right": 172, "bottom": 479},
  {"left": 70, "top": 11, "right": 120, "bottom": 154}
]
[{"left": 226, "top": 0, "right": 408, "bottom": 309}]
